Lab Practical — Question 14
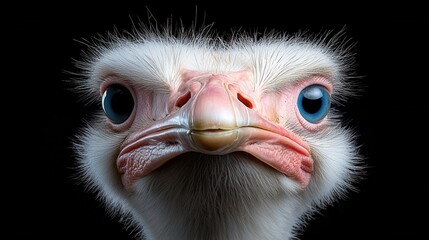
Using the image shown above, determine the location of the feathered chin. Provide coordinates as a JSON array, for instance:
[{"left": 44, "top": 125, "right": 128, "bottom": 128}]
[{"left": 127, "top": 152, "right": 305, "bottom": 240}]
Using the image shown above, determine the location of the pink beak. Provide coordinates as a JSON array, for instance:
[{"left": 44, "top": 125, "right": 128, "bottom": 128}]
[{"left": 118, "top": 74, "right": 312, "bottom": 191}]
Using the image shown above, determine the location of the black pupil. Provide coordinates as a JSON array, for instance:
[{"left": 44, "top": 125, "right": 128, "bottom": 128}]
[
  {"left": 302, "top": 97, "right": 322, "bottom": 114},
  {"left": 111, "top": 86, "right": 134, "bottom": 115}
]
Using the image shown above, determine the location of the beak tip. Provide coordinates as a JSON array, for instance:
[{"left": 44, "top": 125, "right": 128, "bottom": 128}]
[{"left": 190, "top": 130, "right": 239, "bottom": 153}]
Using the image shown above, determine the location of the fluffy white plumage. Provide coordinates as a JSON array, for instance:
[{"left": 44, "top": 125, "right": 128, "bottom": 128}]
[{"left": 72, "top": 23, "right": 362, "bottom": 240}]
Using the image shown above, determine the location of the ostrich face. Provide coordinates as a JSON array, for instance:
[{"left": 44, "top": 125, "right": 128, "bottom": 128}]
[{"left": 73, "top": 26, "right": 361, "bottom": 240}]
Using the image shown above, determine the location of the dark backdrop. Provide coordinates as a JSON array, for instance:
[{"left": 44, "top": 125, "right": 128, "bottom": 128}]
[{"left": 3, "top": 2, "right": 427, "bottom": 239}]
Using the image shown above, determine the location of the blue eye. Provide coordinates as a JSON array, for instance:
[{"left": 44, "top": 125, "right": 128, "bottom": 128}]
[
  {"left": 102, "top": 84, "right": 134, "bottom": 124},
  {"left": 297, "top": 85, "right": 331, "bottom": 123}
]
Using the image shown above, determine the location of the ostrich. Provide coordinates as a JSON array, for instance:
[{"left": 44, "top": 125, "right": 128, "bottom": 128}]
[{"left": 71, "top": 21, "right": 362, "bottom": 240}]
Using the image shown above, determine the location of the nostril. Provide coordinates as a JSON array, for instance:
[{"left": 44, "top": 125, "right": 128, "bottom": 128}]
[
  {"left": 237, "top": 93, "right": 254, "bottom": 109},
  {"left": 175, "top": 91, "right": 191, "bottom": 108}
]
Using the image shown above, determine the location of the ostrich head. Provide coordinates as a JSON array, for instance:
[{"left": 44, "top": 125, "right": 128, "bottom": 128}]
[{"left": 71, "top": 22, "right": 362, "bottom": 240}]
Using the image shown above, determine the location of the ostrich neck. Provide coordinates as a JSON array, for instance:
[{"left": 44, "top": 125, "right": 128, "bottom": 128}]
[{"left": 128, "top": 152, "right": 304, "bottom": 240}]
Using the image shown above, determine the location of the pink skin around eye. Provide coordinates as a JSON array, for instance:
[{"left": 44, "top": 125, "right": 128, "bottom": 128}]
[{"left": 260, "top": 76, "right": 333, "bottom": 132}]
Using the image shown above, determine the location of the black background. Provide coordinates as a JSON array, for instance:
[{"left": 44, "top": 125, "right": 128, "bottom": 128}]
[{"left": 3, "top": 1, "right": 428, "bottom": 239}]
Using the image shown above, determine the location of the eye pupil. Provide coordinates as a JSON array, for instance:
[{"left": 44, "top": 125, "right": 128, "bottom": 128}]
[
  {"left": 297, "top": 85, "right": 331, "bottom": 123},
  {"left": 110, "top": 89, "right": 133, "bottom": 115},
  {"left": 302, "top": 97, "right": 322, "bottom": 114},
  {"left": 102, "top": 84, "right": 134, "bottom": 124}
]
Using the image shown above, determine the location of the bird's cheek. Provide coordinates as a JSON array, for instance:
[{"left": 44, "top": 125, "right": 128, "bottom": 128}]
[
  {"left": 260, "top": 92, "right": 299, "bottom": 128},
  {"left": 258, "top": 95, "right": 282, "bottom": 124},
  {"left": 130, "top": 91, "right": 171, "bottom": 130}
]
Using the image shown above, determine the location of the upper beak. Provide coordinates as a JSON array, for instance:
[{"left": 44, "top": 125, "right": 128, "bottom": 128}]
[{"left": 187, "top": 77, "right": 250, "bottom": 152}]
